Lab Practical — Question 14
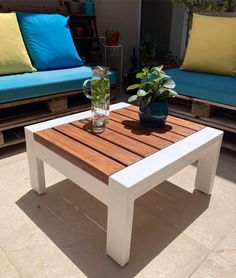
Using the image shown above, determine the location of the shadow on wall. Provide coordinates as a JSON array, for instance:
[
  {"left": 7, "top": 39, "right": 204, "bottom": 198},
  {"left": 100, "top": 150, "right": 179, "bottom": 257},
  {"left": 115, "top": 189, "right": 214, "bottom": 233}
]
[{"left": 17, "top": 178, "right": 210, "bottom": 277}]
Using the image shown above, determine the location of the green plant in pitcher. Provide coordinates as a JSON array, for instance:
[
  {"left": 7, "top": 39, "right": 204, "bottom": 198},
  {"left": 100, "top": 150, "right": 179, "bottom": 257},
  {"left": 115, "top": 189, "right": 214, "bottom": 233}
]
[
  {"left": 83, "top": 66, "right": 111, "bottom": 122},
  {"left": 91, "top": 78, "right": 110, "bottom": 109}
]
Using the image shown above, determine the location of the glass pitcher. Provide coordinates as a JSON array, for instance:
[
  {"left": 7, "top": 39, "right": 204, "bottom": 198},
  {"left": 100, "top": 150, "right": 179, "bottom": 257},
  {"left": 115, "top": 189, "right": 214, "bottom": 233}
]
[{"left": 83, "top": 66, "right": 110, "bottom": 133}]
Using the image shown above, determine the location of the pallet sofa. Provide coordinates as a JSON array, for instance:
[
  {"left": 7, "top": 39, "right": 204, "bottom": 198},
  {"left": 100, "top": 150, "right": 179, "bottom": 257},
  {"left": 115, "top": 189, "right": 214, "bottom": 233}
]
[
  {"left": 0, "top": 11, "right": 118, "bottom": 148},
  {"left": 166, "top": 68, "right": 236, "bottom": 149},
  {"left": 166, "top": 12, "right": 236, "bottom": 150}
]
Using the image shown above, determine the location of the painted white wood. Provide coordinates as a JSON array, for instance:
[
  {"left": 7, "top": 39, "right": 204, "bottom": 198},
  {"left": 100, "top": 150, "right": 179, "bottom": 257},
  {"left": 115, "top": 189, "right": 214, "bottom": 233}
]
[
  {"left": 109, "top": 127, "right": 223, "bottom": 198},
  {"left": 26, "top": 102, "right": 130, "bottom": 133},
  {"left": 194, "top": 139, "right": 222, "bottom": 194},
  {"left": 33, "top": 141, "right": 110, "bottom": 205},
  {"left": 25, "top": 129, "right": 46, "bottom": 195},
  {"left": 106, "top": 189, "right": 134, "bottom": 266},
  {"left": 25, "top": 103, "right": 223, "bottom": 266}
]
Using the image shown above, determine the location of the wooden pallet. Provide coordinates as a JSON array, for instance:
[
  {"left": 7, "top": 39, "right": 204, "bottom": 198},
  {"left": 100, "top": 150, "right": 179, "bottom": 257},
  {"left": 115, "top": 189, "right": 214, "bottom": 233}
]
[
  {"left": 0, "top": 88, "right": 118, "bottom": 148},
  {"left": 168, "top": 95, "right": 236, "bottom": 151}
]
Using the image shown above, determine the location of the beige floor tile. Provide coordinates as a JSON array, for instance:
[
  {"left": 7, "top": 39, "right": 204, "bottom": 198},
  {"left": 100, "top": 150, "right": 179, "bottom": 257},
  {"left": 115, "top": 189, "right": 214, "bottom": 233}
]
[
  {"left": 135, "top": 234, "right": 208, "bottom": 278},
  {"left": 0, "top": 248, "right": 20, "bottom": 278},
  {"left": 191, "top": 252, "right": 236, "bottom": 278},
  {"left": 164, "top": 159, "right": 236, "bottom": 250},
  {"left": 215, "top": 229, "right": 236, "bottom": 265}
]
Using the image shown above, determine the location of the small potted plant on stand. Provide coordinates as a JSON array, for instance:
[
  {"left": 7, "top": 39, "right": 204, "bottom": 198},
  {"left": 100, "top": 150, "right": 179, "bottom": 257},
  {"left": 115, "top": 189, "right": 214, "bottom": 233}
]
[
  {"left": 105, "top": 29, "right": 120, "bottom": 46},
  {"left": 127, "top": 66, "right": 178, "bottom": 128}
]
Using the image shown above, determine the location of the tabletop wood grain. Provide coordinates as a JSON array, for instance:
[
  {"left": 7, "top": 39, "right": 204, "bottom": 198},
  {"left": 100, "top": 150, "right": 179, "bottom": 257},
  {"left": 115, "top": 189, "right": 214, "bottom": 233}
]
[{"left": 34, "top": 105, "right": 205, "bottom": 184}]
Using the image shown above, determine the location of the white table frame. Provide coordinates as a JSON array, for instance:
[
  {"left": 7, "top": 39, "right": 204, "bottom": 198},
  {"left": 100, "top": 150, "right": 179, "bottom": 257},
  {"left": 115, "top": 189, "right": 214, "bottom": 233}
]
[{"left": 25, "top": 102, "right": 223, "bottom": 267}]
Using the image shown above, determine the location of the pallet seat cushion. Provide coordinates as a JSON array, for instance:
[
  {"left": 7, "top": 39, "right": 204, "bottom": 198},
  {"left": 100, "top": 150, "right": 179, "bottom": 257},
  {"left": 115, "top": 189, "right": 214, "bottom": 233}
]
[
  {"left": 16, "top": 12, "right": 83, "bottom": 70},
  {"left": 0, "top": 12, "right": 35, "bottom": 76},
  {"left": 0, "top": 66, "right": 116, "bottom": 104},
  {"left": 165, "top": 68, "right": 236, "bottom": 106}
]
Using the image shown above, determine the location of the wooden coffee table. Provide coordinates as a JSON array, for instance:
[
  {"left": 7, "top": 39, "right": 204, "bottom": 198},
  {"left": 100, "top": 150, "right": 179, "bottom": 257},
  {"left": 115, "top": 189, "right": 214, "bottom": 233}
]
[{"left": 25, "top": 102, "right": 223, "bottom": 266}]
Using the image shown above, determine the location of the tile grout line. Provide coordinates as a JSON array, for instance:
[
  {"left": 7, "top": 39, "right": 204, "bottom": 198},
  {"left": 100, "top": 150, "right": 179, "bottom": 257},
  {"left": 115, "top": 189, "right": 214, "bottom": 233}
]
[
  {"left": 0, "top": 246, "right": 23, "bottom": 278},
  {"left": 189, "top": 250, "right": 212, "bottom": 278},
  {"left": 188, "top": 231, "right": 234, "bottom": 277}
]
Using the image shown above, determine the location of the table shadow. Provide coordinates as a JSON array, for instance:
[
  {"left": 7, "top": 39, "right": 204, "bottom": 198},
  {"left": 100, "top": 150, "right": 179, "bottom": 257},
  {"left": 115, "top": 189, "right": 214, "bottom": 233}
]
[{"left": 16, "top": 179, "right": 210, "bottom": 277}]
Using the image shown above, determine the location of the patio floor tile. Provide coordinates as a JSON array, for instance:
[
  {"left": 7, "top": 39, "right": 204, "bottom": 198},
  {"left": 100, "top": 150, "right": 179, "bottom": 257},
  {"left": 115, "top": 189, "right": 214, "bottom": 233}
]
[
  {"left": 0, "top": 248, "right": 20, "bottom": 278},
  {"left": 214, "top": 229, "right": 236, "bottom": 265},
  {"left": 191, "top": 252, "right": 236, "bottom": 278}
]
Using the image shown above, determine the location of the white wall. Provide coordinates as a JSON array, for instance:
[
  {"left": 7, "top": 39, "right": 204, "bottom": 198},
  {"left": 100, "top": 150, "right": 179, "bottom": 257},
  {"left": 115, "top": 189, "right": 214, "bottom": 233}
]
[
  {"left": 169, "top": 4, "right": 188, "bottom": 60},
  {"left": 94, "top": 0, "right": 141, "bottom": 73}
]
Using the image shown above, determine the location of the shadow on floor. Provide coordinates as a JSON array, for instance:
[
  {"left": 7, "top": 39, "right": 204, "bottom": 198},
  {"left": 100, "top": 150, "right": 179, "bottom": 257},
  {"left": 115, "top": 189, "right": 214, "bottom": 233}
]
[{"left": 16, "top": 179, "right": 210, "bottom": 277}]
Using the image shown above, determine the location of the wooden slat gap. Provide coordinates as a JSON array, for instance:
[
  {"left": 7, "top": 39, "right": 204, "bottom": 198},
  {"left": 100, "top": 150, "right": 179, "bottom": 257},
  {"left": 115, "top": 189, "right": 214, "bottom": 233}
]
[
  {"left": 35, "top": 128, "right": 125, "bottom": 183},
  {"left": 54, "top": 124, "right": 142, "bottom": 167},
  {"left": 109, "top": 113, "right": 179, "bottom": 143},
  {"left": 77, "top": 119, "right": 157, "bottom": 158},
  {"left": 112, "top": 108, "right": 195, "bottom": 137}
]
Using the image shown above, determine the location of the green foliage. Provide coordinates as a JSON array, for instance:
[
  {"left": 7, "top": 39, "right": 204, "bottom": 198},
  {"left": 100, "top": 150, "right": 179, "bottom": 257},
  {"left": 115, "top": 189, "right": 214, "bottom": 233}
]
[
  {"left": 127, "top": 66, "right": 178, "bottom": 108},
  {"left": 91, "top": 78, "right": 110, "bottom": 103},
  {"left": 105, "top": 27, "right": 119, "bottom": 40},
  {"left": 171, "top": 0, "right": 236, "bottom": 15},
  {"left": 140, "top": 34, "right": 158, "bottom": 67}
]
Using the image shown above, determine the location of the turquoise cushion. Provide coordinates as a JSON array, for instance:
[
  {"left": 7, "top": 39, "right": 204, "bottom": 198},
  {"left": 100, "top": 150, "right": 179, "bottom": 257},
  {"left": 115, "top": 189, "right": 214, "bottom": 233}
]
[
  {"left": 16, "top": 12, "right": 83, "bottom": 70},
  {"left": 165, "top": 69, "right": 236, "bottom": 106},
  {"left": 0, "top": 66, "right": 117, "bottom": 103}
]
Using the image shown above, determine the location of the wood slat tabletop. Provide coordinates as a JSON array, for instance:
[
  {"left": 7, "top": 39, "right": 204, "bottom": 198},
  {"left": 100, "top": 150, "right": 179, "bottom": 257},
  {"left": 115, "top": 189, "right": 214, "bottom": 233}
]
[{"left": 34, "top": 105, "right": 205, "bottom": 184}]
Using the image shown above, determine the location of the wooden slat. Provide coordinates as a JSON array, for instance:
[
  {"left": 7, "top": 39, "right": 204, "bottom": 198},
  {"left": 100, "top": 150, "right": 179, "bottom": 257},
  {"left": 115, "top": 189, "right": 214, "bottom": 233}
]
[
  {"left": 126, "top": 105, "right": 205, "bottom": 130},
  {"left": 110, "top": 112, "right": 185, "bottom": 142},
  {"left": 114, "top": 108, "right": 195, "bottom": 137},
  {"left": 34, "top": 129, "right": 125, "bottom": 183},
  {"left": 107, "top": 119, "right": 172, "bottom": 149},
  {"left": 54, "top": 123, "right": 142, "bottom": 166},
  {"left": 167, "top": 115, "right": 205, "bottom": 130},
  {"left": 73, "top": 120, "right": 157, "bottom": 157}
]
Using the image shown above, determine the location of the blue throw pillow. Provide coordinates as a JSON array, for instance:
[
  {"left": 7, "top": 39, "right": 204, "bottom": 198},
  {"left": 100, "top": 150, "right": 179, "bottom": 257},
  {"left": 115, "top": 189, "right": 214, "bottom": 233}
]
[{"left": 17, "top": 12, "right": 83, "bottom": 70}]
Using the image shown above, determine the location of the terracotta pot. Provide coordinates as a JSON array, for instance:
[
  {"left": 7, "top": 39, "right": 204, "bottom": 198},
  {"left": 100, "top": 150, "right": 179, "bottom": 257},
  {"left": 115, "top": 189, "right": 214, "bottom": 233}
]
[{"left": 106, "top": 32, "right": 120, "bottom": 46}]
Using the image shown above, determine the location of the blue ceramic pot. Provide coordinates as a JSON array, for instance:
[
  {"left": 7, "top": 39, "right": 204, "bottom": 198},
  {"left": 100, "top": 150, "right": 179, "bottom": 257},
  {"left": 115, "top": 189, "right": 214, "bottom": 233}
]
[
  {"left": 139, "top": 100, "right": 168, "bottom": 128},
  {"left": 84, "top": 0, "right": 95, "bottom": 16}
]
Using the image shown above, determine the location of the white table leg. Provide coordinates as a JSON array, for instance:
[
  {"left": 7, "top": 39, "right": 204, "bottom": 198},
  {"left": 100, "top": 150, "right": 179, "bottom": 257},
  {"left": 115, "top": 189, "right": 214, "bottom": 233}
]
[
  {"left": 25, "top": 129, "right": 46, "bottom": 195},
  {"left": 106, "top": 190, "right": 134, "bottom": 266},
  {"left": 194, "top": 139, "right": 222, "bottom": 195}
]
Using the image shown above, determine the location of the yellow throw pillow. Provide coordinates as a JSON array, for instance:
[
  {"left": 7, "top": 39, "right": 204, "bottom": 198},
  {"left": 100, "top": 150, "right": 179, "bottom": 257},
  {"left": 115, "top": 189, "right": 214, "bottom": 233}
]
[
  {"left": 182, "top": 13, "right": 236, "bottom": 76},
  {"left": 0, "top": 12, "right": 35, "bottom": 75}
]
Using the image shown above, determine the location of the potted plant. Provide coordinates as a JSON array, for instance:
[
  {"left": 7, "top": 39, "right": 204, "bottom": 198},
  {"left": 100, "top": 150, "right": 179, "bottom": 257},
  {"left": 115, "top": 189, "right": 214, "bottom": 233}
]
[
  {"left": 140, "top": 34, "right": 158, "bottom": 67},
  {"left": 127, "top": 66, "right": 178, "bottom": 128},
  {"left": 105, "top": 28, "right": 120, "bottom": 46}
]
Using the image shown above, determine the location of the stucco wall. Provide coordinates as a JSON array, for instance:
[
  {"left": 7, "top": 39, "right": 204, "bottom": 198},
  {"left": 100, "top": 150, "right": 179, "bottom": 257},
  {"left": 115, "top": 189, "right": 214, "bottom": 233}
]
[{"left": 94, "top": 0, "right": 141, "bottom": 73}]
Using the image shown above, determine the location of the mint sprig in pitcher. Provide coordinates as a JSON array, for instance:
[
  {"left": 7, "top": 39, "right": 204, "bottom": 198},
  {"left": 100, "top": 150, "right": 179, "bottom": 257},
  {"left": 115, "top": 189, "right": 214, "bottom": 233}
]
[{"left": 83, "top": 66, "right": 110, "bottom": 133}]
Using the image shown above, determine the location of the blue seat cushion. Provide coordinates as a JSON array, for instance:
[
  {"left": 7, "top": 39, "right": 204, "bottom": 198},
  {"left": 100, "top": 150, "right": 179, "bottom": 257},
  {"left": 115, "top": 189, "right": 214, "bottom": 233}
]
[
  {"left": 165, "top": 68, "right": 236, "bottom": 106},
  {"left": 0, "top": 66, "right": 117, "bottom": 104},
  {"left": 16, "top": 12, "right": 83, "bottom": 70}
]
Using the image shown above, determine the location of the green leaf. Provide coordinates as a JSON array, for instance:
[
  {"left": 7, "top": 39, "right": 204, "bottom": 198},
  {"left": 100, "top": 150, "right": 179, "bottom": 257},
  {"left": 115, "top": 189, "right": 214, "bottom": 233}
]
[
  {"left": 137, "top": 89, "right": 148, "bottom": 97},
  {"left": 136, "top": 72, "right": 144, "bottom": 79},
  {"left": 163, "top": 79, "right": 175, "bottom": 89},
  {"left": 152, "top": 65, "right": 163, "bottom": 73},
  {"left": 159, "top": 74, "right": 171, "bottom": 80},
  {"left": 168, "top": 89, "right": 178, "bottom": 97},
  {"left": 128, "top": 95, "right": 138, "bottom": 102},
  {"left": 127, "top": 84, "right": 140, "bottom": 90},
  {"left": 141, "top": 95, "right": 152, "bottom": 109}
]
